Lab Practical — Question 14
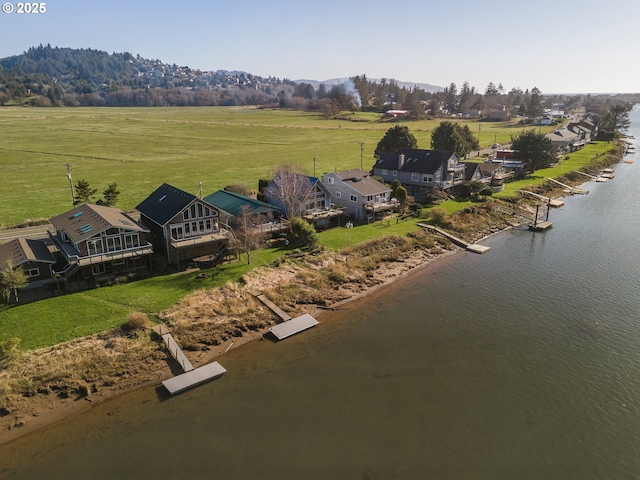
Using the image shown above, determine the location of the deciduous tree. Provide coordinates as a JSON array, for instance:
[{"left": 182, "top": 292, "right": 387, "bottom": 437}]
[
  {"left": 233, "top": 206, "right": 270, "bottom": 265},
  {"left": 1, "top": 262, "right": 28, "bottom": 304},
  {"left": 265, "top": 165, "right": 313, "bottom": 219}
]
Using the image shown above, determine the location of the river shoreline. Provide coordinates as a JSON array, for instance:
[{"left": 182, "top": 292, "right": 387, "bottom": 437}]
[{"left": 0, "top": 151, "right": 621, "bottom": 447}]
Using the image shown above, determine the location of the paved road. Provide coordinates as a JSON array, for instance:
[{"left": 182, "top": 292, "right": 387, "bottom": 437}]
[{"left": 0, "top": 224, "right": 53, "bottom": 243}]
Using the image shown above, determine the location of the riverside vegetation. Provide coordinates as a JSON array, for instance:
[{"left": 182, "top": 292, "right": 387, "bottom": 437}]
[{"left": 0, "top": 106, "right": 625, "bottom": 440}]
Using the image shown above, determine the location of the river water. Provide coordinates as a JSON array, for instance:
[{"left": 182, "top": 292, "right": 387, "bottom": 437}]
[{"left": 2, "top": 109, "right": 640, "bottom": 479}]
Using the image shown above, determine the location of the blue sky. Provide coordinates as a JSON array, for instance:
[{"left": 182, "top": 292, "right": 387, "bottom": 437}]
[{"left": 1, "top": 0, "right": 638, "bottom": 94}]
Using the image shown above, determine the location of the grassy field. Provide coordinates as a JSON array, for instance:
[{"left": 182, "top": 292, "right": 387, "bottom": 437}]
[{"left": 1, "top": 106, "right": 545, "bottom": 227}]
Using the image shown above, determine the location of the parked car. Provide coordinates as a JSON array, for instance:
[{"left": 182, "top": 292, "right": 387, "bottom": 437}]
[{"left": 491, "top": 143, "right": 500, "bottom": 149}]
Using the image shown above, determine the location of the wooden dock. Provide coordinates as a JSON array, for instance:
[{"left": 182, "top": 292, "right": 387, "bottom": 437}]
[
  {"left": 417, "top": 223, "right": 490, "bottom": 254},
  {"left": 529, "top": 221, "right": 553, "bottom": 231},
  {"left": 251, "top": 291, "right": 291, "bottom": 321},
  {"left": 152, "top": 324, "right": 194, "bottom": 372},
  {"left": 152, "top": 324, "right": 227, "bottom": 395},
  {"left": 269, "top": 313, "right": 319, "bottom": 340}
]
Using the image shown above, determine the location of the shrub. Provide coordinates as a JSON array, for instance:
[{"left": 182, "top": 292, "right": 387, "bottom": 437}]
[
  {"left": 288, "top": 217, "right": 318, "bottom": 247},
  {"left": 126, "top": 311, "right": 150, "bottom": 331},
  {"left": 430, "top": 207, "right": 448, "bottom": 225}
]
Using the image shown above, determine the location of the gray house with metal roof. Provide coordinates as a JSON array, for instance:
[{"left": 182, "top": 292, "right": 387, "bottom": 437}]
[
  {"left": 136, "top": 183, "right": 229, "bottom": 266},
  {"left": 321, "top": 169, "right": 395, "bottom": 220},
  {"left": 373, "top": 149, "right": 466, "bottom": 201},
  {"left": 49, "top": 203, "right": 152, "bottom": 283}
]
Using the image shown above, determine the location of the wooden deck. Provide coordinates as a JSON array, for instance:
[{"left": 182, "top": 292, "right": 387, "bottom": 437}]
[
  {"left": 529, "top": 221, "right": 553, "bottom": 231},
  {"left": 269, "top": 313, "right": 319, "bottom": 340}
]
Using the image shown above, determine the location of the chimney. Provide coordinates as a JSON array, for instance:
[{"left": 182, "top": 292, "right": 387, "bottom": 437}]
[{"left": 398, "top": 153, "right": 405, "bottom": 169}]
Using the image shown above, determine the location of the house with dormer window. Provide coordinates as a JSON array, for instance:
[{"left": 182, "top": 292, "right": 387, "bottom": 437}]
[
  {"left": 136, "top": 183, "right": 229, "bottom": 266},
  {"left": 321, "top": 169, "right": 395, "bottom": 220},
  {"left": 373, "top": 149, "right": 466, "bottom": 201},
  {"left": 49, "top": 203, "right": 153, "bottom": 283}
]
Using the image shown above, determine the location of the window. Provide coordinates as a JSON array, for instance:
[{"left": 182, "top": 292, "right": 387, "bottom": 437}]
[
  {"left": 184, "top": 223, "right": 191, "bottom": 235},
  {"left": 170, "top": 225, "right": 184, "bottom": 240},
  {"left": 184, "top": 210, "right": 190, "bottom": 221},
  {"left": 381, "top": 169, "right": 388, "bottom": 175},
  {"left": 411, "top": 173, "right": 419, "bottom": 181},
  {"left": 91, "top": 263, "right": 109, "bottom": 275},
  {"left": 335, "top": 191, "right": 341, "bottom": 198},
  {"left": 423, "top": 174, "right": 433, "bottom": 182},
  {"left": 87, "top": 239, "right": 104, "bottom": 255},
  {"left": 327, "top": 177, "right": 335, "bottom": 184},
  {"left": 106, "top": 236, "right": 122, "bottom": 252},
  {"left": 26, "top": 268, "right": 40, "bottom": 277},
  {"left": 124, "top": 234, "right": 140, "bottom": 249},
  {"left": 393, "top": 170, "right": 397, "bottom": 176},
  {"left": 106, "top": 228, "right": 119, "bottom": 236},
  {"left": 350, "top": 194, "right": 358, "bottom": 202}
]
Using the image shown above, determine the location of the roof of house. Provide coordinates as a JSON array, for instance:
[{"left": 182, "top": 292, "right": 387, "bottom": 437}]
[
  {"left": 546, "top": 129, "right": 579, "bottom": 142},
  {"left": 375, "top": 149, "right": 458, "bottom": 175},
  {"left": 330, "top": 169, "right": 391, "bottom": 196},
  {"left": 135, "top": 183, "right": 197, "bottom": 226},
  {"left": 0, "top": 237, "right": 56, "bottom": 270},
  {"left": 203, "top": 190, "right": 280, "bottom": 217},
  {"left": 50, "top": 204, "right": 148, "bottom": 244}
]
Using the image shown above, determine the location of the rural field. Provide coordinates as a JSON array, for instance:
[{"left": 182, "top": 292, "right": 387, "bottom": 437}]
[{"left": 1, "top": 106, "right": 529, "bottom": 227}]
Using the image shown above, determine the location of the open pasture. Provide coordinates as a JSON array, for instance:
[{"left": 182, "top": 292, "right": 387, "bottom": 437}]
[{"left": 1, "top": 106, "right": 523, "bottom": 227}]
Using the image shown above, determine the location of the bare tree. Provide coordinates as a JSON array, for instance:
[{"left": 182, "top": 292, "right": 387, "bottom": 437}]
[
  {"left": 265, "top": 164, "right": 313, "bottom": 219},
  {"left": 233, "top": 206, "right": 271, "bottom": 265}
]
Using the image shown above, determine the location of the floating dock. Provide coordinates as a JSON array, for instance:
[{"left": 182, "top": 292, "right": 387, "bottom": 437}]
[
  {"left": 269, "top": 313, "right": 319, "bottom": 340},
  {"left": 162, "top": 362, "right": 227, "bottom": 395},
  {"left": 152, "top": 325, "right": 227, "bottom": 395},
  {"left": 529, "top": 221, "right": 553, "bottom": 231},
  {"left": 417, "top": 223, "right": 490, "bottom": 254}
]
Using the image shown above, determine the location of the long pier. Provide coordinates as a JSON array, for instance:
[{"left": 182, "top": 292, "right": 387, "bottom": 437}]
[{"left": 417, "top": 223, "right": 490, "bottom": 254}]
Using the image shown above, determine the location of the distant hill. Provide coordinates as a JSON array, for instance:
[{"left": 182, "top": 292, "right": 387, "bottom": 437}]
[
  {"left": 0, "top": 45, "right": 445, "bottom": 108},
  {"left": 295, "top": 77, "right": 444, "bottom": 93}
]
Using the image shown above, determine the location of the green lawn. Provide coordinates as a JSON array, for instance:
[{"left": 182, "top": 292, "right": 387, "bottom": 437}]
[
  {"left": 0, "top": 247, "right": 284, "bottom": 350},
  {"left": 0, "top": 106, "right": 550, "bottom": 227}
]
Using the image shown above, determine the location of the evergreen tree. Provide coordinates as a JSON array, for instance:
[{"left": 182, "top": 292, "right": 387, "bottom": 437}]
[
  {"left": 74, "top": 179, "right": 97, "bottom": 205},
  {"left": 510, "top": 129, "right": 555, "bottom": 172},
  {"left": 374, "top": 125, "right": 418, "bottom": 160},
  {"left": 102, "top": 182, "right": 120, "bottom": 206}
]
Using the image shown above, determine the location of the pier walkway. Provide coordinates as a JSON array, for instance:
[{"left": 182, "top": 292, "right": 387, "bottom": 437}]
[
  {"left": 417, "top": 223, "right": 490, "bottom": 254},
  {"left": 152, "top": 324, "right": 194, "bottom": 372},
  {"left": 152, "top": 324, "right": 226, "bottom": 395},
  {"left": 250, "top": 290, "right": 319, "bottom": 340}
]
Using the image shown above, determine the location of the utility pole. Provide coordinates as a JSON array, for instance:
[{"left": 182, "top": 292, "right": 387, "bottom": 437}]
[
  {"left": 359, "top": 141, "right": 364, "bottom": 170},
  {"left": 65, "top": 163, "right": 75, "bottom": 206}
]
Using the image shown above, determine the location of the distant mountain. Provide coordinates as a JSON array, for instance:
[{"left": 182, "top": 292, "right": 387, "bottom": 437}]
[{"left": 295, "top": 77, "right": 444, "bottom": 93}]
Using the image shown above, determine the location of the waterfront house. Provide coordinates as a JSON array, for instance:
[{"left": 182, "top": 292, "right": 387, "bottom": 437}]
[
  {"left": 49, "top": 203, "right": 153, "bottom": 283},
  {"left": 265, "top": 173, "right": 345, "bottom": 227},
  {"left": 321, "top": 169, "right": 395, "bottom": 220},
  {"left": 203, "top": 189, "right": 286, "bottom": 236},
  {"left": 0, "top": 237, "right": 56, "bottom": 288},
  {"left": 136, "top": 183, "right": 228, "bottom": 267},
  {"left": 373, "top": 149, "right": 466, "bottom": 201}
]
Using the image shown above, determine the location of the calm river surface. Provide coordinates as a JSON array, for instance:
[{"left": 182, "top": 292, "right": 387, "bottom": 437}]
[{"left": 2, "top": 109, "right": 640, "bottom": 479}]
